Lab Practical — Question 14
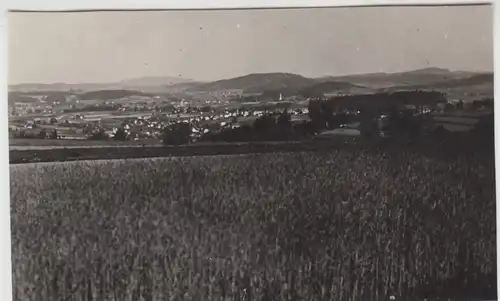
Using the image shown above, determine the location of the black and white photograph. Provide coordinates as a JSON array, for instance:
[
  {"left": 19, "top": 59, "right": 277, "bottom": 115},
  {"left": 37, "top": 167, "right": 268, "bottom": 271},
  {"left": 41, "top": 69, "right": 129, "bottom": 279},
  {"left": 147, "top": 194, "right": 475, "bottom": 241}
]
[{"left": 7, "top": 3, "right": 496, "bottom": 301}]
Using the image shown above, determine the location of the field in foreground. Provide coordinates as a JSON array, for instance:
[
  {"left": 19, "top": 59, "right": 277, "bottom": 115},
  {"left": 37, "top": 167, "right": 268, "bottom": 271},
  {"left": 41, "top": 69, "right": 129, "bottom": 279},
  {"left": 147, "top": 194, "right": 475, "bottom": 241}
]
[
  {"left": 9, "top": 138, "right": 162, "bottom": 150},
  {"left": 10, "top": 150, "right": 496, "bottom": 301}
]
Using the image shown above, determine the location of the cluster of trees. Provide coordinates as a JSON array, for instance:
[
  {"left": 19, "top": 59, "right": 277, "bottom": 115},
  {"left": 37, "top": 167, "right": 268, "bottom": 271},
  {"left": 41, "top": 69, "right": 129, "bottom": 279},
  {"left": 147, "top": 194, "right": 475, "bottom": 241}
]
[
  {"left": 443, "top": 101, "right": 464, "bottom": 112},
  {"left": 383, "top": 107, "right": 427, "bottom": 138},
  {"left": 162, "top": 123, "right": 192, "bottom": 145},
  {"left": 10, "top": 128, "right": 59, "bottom": 140},
  {"left": 438, "top": 99, "right": 492, "bottom": 112},
  {"left": 322, "top": 91, "right": 445, "bottom": 112},
  {"left": 199, "top": 110, "right": 316, "bottom": 143},
  {"left": 307, "top": 91, "right": 444, "bottom": 139},
  {"left": 471, "top": 98, "right": 494, "bottom": 110},
  {"left": 307, "top": 99, "right": 352, "bottom": 131},
  {"left": 43, "top": 129, "right": 59, "bottom": 139},
  {"left": 88, "top": 129, "right": 109, "bottom": 141}
]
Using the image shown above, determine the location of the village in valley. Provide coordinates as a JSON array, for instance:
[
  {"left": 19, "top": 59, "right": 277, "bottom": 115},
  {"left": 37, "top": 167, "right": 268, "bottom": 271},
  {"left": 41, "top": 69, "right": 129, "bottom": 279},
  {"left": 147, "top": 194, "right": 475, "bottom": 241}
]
[
  {"left": 7, "top": 68, "right": 494, "bottom": 151},
  {"left": 8, "top": 90, "right": 310, "bottom": 143}
]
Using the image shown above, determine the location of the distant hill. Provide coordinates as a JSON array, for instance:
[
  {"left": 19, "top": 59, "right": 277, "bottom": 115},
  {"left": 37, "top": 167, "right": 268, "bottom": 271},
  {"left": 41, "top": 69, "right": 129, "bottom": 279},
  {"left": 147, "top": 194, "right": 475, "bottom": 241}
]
[
  {"left": 7, "top": 94, "right": 39, "bottom": 105},
  {"left": 8, "top": 83, "right": 105, "bottom": 92},
  {"left": 79, "top": 90, "right": 154, "bottom": 100},
  {"left": 406, "top": 73, "right": 493, "bottom": 89},
  {"left": 256, "top": 81, "right": 374, "bottom": 101},
  {"left": 116, "top": 76, "right": 202, "bottom": 93},
  {"left": 9, "top": 76, "right": 197, "bottom": 93},
  {"left": 187, "top": 68, "right": 484, "bottom": 94},
  {"left": 8, "top": 91, "right": 70, "bottom": 104},
  {"left": 382, "top": 73, "right": 493, "bottom": 100},
  {"left": 8, "top": 89, "right": 154, "bottom": 104},
  {"left": 162, "top": 81, "right": 207, "bottom": 93},
  {"left": 317, "top": 68, "right": 481, "bottom": 89},
  {"left": 9, "top": 68, "right": 490, "bottom": 101},
  {"left": 187, "top": 73, "right": 317, "bottom": 94},
  {"left": 299, "top": 81, "right": 373, "bottom": 95}
]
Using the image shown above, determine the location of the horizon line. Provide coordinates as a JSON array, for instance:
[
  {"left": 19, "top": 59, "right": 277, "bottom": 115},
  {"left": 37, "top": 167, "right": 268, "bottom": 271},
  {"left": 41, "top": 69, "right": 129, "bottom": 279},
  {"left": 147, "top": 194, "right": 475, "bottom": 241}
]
[{"left": 9, "top": 66, "right": 493, "bottom": 86}]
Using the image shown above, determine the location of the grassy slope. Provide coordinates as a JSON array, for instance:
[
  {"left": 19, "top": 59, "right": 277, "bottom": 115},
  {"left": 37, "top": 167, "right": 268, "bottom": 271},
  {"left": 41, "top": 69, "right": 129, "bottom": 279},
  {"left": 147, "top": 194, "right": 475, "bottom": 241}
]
[{"left": 10, "top": 150, "right": 496, "bottom": 301}]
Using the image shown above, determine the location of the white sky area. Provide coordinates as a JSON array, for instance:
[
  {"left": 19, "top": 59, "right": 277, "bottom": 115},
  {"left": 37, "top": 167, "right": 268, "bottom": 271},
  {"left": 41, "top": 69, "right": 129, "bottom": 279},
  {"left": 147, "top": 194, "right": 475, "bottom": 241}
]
[{"left": 8, "top": 5, "right": 493, "bottom": 84}]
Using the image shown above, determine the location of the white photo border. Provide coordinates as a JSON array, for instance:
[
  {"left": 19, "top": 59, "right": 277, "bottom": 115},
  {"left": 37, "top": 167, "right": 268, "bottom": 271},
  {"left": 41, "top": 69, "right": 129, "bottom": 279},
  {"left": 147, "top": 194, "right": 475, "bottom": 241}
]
[{"left": 1, "top": 2, "right": 497, "bottom": 301}]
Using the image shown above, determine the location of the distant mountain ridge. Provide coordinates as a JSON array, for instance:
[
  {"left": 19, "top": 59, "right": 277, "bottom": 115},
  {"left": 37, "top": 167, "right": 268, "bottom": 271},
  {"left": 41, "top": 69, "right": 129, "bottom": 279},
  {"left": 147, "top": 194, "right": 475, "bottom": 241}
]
[
  {"left": 9, "top": 76, "right": 199, "bottom": 93},
  {"left": 184, "top": 68, "right": 490, "bottom": 95},
  {"left": 316, "top": 68, "right": 484, "bottom": 89},
  {"left": 399, "top": 73, "right": 493, "bottom": 90},
  {"left": 9, "top": 68, "right": 492, "bottom": 98},
  {"left": 381, "top": 72, "right": 494, "bottom": 100},
  {"left": 186, "top": 73, "right": 317, "bottom": 94}
]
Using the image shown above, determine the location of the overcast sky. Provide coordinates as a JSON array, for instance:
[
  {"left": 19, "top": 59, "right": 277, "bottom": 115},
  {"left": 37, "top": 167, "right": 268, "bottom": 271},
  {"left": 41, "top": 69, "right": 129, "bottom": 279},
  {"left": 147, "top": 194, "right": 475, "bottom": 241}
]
[{"left": 8, "top": 5, "right": 493, "bottom": 84}]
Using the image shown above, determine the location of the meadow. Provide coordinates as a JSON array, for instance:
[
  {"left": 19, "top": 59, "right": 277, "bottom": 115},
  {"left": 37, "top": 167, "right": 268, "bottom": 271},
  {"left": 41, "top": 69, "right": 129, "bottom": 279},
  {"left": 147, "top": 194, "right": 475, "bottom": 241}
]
[{"left": 10, "top": 149, "right": 496, "bottom": 301}]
